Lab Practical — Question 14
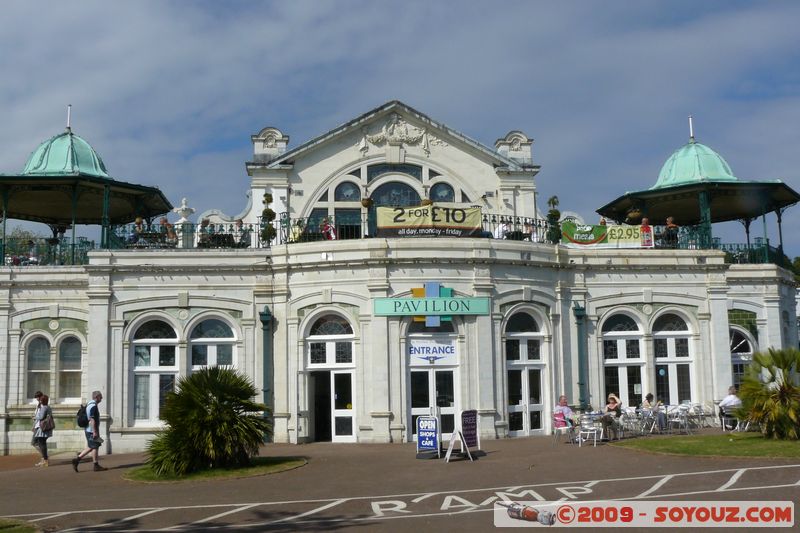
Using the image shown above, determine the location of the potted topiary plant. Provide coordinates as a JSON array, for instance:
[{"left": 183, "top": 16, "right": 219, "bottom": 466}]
[{"left": 260, "top": 193, "right": 277, "bottom": 244}]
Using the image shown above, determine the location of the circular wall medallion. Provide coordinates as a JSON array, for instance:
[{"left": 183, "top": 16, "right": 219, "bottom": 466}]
[
  {"left": 178, "top": 310, "right": 189, "bottom": 320},
  {"left": 48, "top": 320, "right": 60, "bottom": 330},
  {"left": 643, "top": 305, "right": 653, "bottom": 316}
]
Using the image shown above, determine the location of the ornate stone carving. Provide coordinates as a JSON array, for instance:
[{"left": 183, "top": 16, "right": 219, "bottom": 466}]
[{"left": 357, "top": 113, "right": 446, "bottom": 156}]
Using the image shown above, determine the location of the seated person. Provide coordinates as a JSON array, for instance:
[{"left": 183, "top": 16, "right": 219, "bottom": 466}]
[
  {"left": 234, "top": 219, "right": 251, "bottom": 248},
  {"left": 661, "top": 216, "right": 679, "bottom": 248},
  {"left": 159, "top": 217, "right": 177, "bottom": 245},
  {"left": 642, "top": 393, "right": 666, "bottom": 431},
  {"left": 553, "top": 395, "right": 577, "bottom": 427},
  {"left": 718, "top": 386, "right": 742, "bottom": 428},
  {"left": 493, "top": 221, "right": 510, "bottom": 239},
  {"left": 290, "top": 220, "right": 305, "bottom": 242},
  {"left": 198, "top": 218, "right": 213, "bottom": 247},
  {"left": 128, "top": 216, "right": 145, "bottom": 244},
  {"left": 601, "top": 393, "right": 622, "bottom": 440},
  {"left": 27, "top": 240, "right": 39, "bottom": 265}
]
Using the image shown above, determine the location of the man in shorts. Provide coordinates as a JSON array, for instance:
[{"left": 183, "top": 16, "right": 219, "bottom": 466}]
[{"left": 72, "top": 390, "right": 107, "bottom": 472}]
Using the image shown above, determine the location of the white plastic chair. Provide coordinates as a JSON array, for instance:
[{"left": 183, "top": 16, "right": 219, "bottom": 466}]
[
  {"left": 552, "top": 413, "right": 575, "bottom": 447},
  {"left": 721, "top": 405, "right": 742, "bottom": 431},
  {"left": 577, "top": 414, "right": 600, "bottom": 447}
]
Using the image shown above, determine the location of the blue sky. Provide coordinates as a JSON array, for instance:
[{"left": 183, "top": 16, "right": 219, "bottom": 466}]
[{"left": 2, "top": 1, "right": 799, "bottom": 256}]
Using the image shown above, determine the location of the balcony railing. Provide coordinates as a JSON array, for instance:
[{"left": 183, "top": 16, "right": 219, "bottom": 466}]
[
  {"left": 1, "top": 237, "right": 95, "bottom": 266},
  {"left": 0, "top": 216, "right": 787, "bottom": 270}
]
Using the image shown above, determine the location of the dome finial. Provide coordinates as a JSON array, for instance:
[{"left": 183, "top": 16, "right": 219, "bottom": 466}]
[
  {"left": 688, "top": 114, "right": 695, "bottom": 143},
  {"left": 66, "top": 104, "right": 72, "bottom": 132}
]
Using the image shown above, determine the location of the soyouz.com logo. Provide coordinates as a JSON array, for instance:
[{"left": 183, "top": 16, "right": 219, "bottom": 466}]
[{"left": 493, "top": 501, "right": 794, "bottom": 528}]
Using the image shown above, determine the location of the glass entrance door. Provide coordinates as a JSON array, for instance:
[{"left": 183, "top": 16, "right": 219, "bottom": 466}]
[
  {"left": 311, "top": 370, "right": 355, "bottom": 442},
  {"left": 604, "top": 365, "right": 644, "bottom": 408},
  {"left": 410, "top": 368, "right": 456, "bottom": 441},
  {"left": 507, "top": 368, "right": 543, "bottom": 436},
  {"left": 331, "top": 371, "right": 355, "bottom": 442}
]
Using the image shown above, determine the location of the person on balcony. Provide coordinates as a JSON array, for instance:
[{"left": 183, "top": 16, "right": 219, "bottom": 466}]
[
  {"left": 128, "top": 217, "right": 145, "bottom": 244},
  {"left": 234, "top": 219, "right": 251, "bottom": 248},
  {"left": 321, "top": 218, "right": 337, "bottom": 240},
  {"left": 159, "top": 217, "right": 177, "bottom": 246},
  {"left": 493, "top": 221, "right": 510, "bottom": 239},
  {"left": 661, "top": 216, "right": 679, "bottom": 248},
  {"left": 198, "top": 218, "right": 213, "bottom": 247}
]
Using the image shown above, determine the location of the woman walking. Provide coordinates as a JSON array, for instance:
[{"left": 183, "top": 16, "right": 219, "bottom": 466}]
[{"left": 32, "top": 394, "right": 54, "bottom": 467}]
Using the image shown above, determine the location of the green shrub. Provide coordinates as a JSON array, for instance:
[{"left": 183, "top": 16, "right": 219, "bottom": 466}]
[
  {"left": 146, "top": 366, "right": 272, "bottom": 476},
  {"left": 739, "top": 348, "right": 800, "bottom": 440}
]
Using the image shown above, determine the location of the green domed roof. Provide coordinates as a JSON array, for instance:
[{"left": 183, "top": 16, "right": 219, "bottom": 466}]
[
  {"left": 21, "top": 128, "right": 109, "bottom": 178},
  {"left": 652, "top": 140, "right": 737, "bottom": 190}
]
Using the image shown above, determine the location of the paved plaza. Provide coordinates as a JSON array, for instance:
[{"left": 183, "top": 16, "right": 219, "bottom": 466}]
[{"left": 2, "top": 435, "right": 799, "bottom": 531}]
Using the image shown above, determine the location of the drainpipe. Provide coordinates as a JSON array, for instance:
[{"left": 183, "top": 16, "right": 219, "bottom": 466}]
[
  {"left": 572, "top": 302, "right": 589, "bottom": 410},
  {"left": 259, "top": 305, "right": 274, "bottom": 443}
]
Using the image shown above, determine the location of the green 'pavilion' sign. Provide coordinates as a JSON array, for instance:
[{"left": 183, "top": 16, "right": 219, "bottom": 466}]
[{"left": 374, "top": 297, "right": 490, "bottom": 316}]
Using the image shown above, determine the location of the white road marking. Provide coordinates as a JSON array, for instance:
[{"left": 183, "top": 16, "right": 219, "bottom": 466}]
[
  {"left": 159, "top": 503, "right": 261, "bottom": 529},
  {"left": 60, "top": 508, "right": 166, "bottom": 532},
  {"left": 716, "top": 468, "right": 746, "bottom": 491},
  {"left": 4, "top": 463, "right": 799, "bottom": 531},
  {"left": 267, "top": 498, "right": 348, "bottom": 524},
  {"left": 636, "top": 474, "right": 674, "bottom": 498}
]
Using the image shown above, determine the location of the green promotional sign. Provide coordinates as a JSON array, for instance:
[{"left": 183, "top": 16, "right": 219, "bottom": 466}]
[
  {"left": 374, "top": 297, "right": 490, "bottom": 316},
  {"left": 561, "top": 221, "right": 653, "bottom": 249}
]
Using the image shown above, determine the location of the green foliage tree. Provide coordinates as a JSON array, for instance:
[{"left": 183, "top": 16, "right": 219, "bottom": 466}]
[
  {"left": 545, "top": 195, "right": 561, "bottom": 244},
  {"left": 739, "top": 348, "right": 800, "bottom": 440},
  {"left": 147, "top": 366, "right": 272, "bottom": 476}
]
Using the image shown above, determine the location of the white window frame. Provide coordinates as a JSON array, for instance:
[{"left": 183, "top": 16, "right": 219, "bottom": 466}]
[{"left": 131, "top": 328, "right": 178, "bottom": 425}]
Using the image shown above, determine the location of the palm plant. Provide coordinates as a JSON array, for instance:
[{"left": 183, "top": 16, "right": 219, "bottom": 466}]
[
  {"left": 147, "top": 366, "right": 272, "bottom": 476},
  {"left": 545, "top": 195, "right": 561, "bottom": 244},
  {"left": 739, "top": 348, "right": 800, "bottom": 440}
]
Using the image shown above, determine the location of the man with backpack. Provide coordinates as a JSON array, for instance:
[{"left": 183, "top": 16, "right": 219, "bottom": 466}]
[{"left": 72, "top": 391, "right": 107, "bottom": 472}]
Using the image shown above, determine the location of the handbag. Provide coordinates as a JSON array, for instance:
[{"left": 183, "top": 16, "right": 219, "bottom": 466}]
[{"left": 39, "top": 412, "right": 55, "bottom": 432}]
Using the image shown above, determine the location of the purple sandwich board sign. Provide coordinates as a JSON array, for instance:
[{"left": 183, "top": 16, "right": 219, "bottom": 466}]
[
  {"left": 461, "top": 409, "right": 479, "bottom": 448},
  {"left": 445, "top": 409, "right": 480, "bottom": 463}
]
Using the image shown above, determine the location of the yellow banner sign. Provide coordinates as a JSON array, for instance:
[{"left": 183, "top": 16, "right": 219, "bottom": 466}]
[{"left": 377, "top": 205, "right": 483, "bottom": 237}]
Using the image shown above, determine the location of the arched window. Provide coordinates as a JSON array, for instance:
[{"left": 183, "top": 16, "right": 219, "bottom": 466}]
[
  {"left": 58, "top": 336, "right": 82, "bottom": 399},
  {"left": 334, "top": 182, "right": 361, "bottom": 202},
  {"left": 370, "top": 181, "right": 421, "bottom": 207},
  {"left": 27, "top": 337, "right": 51, "bottom": 400},
  {"left": 652, "top": 313, "right": 692, "bottom": 405},
  {"left": 730, "top": 328, "right": 754, "bottom": 389},
  {"left": 190, "top": 318, "right": 236, "bottom": 368},
  {"left": 505, "top": 312, "right": 541, "bottom": 361},
  {"left": 601, "top": 313, "right": 644, "bottom": 408},
  {"left": 430, "top": 183, "right": 455, "bottom": 203},
  {"left": 307, "top": 315, "right": 354, "bottom": 365},
  {"left": 131, "top": 319, "right": 178, "bottom": 422},
  {"left": 504, "top": 312, "right": 546, "bottom": 436}
]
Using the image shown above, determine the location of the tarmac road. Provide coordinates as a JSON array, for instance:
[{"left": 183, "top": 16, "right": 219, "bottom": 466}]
[{"left": 2, "top": 434, "right": 798, "bottom": 532}]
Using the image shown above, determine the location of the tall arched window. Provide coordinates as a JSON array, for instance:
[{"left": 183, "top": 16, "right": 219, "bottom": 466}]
[
  {"left": 730, "top": 328, "right": 754, "bottom": 389},
  {"left": 305, "top": 314, "right": 356, "bottom": 442},
  {"left": 653, "top": 313, "right": 692, "bottom": 405},
  {"left": 601, "top": 313, "right": 644, "bottom": 408},
  {"left": 58, "top": 336, "right": 82, "bottom": 399},
  {"left": 505, "top": 312, "right": 545, "bottom": 436},
  {"left": 27, "top": 337, "right": 51, "bottom": 399},
  {"left": 190, "top": 318, "right": 236, "bottom": 369},
  {"left": 132, "top": 319, "right": 178, "bottom": 422}
]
